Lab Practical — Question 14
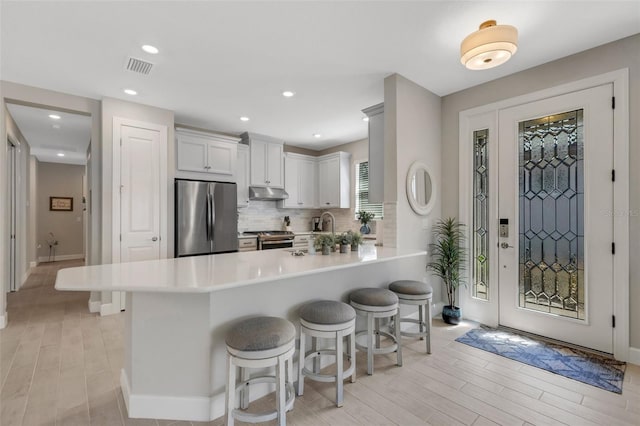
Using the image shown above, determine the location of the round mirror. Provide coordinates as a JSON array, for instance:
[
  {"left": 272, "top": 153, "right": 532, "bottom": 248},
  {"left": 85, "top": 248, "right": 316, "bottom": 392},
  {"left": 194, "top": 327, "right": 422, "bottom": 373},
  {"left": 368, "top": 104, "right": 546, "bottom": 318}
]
[{"left": 406, "top": 161, "right": 436, "bottom": 215}]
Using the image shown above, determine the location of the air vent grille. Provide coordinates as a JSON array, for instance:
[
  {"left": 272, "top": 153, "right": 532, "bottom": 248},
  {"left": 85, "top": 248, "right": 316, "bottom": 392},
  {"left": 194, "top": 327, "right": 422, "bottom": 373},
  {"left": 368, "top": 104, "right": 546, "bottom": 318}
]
[{"left": 126, "top": 57, "right": 153, "bottom": 75}]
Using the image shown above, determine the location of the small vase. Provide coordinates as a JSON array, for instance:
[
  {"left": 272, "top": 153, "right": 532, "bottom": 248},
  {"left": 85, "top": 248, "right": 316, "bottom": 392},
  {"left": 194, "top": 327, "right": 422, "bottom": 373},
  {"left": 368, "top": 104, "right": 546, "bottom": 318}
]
[
  {"left": 442, "top": 305, "right": 461, "bottom": 325},
  {"left": 351, "top": 243, "right": 358, "bottom": 251},
  {"left": 340, "top": 244, "right": 349, "bottom": 253},
  {"left": 359, "top": 224, "right": 370, "bottom": 234},
  {"left": 322, "top": 245, "right": 331, "bottom": 255}
]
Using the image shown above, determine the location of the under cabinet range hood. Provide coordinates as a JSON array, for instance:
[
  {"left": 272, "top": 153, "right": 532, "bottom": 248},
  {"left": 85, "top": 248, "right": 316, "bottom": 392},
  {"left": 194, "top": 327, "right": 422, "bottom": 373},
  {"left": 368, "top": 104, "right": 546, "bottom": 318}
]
[{"left": 249, "top": 186, "right": 289, "bottom": 201}]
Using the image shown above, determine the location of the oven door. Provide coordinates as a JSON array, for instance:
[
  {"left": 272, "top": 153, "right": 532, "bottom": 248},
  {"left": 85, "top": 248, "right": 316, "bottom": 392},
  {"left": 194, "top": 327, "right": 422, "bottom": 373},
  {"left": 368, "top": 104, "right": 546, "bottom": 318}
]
[{"left": 259, "top": 239, "right": 294, "bottom": 250}]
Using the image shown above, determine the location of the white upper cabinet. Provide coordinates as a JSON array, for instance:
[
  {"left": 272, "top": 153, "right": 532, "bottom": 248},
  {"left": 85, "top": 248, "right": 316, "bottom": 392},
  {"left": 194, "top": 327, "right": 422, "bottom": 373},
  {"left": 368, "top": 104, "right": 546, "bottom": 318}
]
[
  {"left": 176, "top": 128, "right": 239, "bottom": 182},
  {"left": 317, "top": 152, "right": 351, "bottom": 208},
  {"left": 241, "top": 132, "right": 284, "bottom": 188},
  {"left": 362, "top": 103, "right": 384, "bottom": 203},
  {"left": 280, "top": 153, "right": 317, "bottom": 209},
  {"left": 236, "top": 144, "right": 250, "bottom": 207}
]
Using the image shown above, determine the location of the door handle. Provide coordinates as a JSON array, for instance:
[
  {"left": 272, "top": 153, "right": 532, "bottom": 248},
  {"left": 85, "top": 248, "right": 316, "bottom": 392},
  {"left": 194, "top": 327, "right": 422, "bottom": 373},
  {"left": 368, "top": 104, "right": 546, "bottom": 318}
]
[
  {"left": 500, "top": 242, "right": 514, "bottom": 249},
  {"left": 151, "top": 237, "right": 158, "bottom": 242}
]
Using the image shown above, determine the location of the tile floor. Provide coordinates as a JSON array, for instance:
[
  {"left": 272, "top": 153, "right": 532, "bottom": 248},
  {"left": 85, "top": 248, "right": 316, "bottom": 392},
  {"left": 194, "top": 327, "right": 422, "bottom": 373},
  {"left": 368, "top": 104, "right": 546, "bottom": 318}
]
[{"left": 1, "top": 260, "right": 639, "bottom": 425}]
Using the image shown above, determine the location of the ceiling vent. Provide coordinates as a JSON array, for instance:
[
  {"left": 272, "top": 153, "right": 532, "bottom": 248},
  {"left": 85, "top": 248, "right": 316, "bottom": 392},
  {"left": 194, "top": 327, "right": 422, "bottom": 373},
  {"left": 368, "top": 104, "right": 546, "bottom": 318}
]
[{"left": 125, "top": 57, "right": 153, "bottom": 75}]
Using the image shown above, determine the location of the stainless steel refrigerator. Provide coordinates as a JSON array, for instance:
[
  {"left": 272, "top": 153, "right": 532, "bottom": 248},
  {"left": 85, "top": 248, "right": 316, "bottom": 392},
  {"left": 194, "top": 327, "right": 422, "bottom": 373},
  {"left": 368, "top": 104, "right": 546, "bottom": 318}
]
[{"left": 175, "top": 179, "right": 238, "bottom": 257}]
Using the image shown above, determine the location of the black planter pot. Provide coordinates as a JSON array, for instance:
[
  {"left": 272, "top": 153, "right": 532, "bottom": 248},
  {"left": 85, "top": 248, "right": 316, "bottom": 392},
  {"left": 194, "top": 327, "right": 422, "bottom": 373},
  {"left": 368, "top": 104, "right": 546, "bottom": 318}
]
[{"left": 442, "top": 305, "right": 461, "bottom": 325}]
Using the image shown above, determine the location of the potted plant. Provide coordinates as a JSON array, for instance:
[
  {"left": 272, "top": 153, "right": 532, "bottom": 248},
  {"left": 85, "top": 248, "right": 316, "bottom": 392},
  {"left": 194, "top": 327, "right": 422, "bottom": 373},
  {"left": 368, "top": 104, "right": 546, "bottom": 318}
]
[
  {"left": 348, "top": 230, "right": 362, "bottom": 251},
  {"left": 356, "top": 211, "right": 375, "bottom": 234},
  {"left": 427, "top": 217, "right": 466, "bottom": 325},
  {"left": 314, "top": 234, "right": 335, "bottom": 255},
  {"left": 338, "top": 232, "right": 351, "bottom": 253}
]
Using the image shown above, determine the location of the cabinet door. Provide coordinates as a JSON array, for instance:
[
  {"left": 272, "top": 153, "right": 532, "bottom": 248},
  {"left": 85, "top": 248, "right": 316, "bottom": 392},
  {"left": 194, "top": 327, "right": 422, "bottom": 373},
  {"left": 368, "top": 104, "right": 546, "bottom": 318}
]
[
  {"left": 265, "top": 143, "right": 284, "bottom": 188},
  {"left": 236, "top": 145, "right": 250, "bottom": 207},
  {"left": 318, "top": 157, "right": 339, "bottom": 207},
  {"left": 177, "top": 137, "right": 208, "bottom": 172},
  {"left": 206, "top": 140, "right": 236, "bottom": 176},
  {"left": 282, "top": 155, "right": 300, "bottom": 208},
  {"left": 250, "top": 140, "right": 268, "bottom": 186},
  {"left": 299, "top": 159, "right": 317, "bottom": 208}
]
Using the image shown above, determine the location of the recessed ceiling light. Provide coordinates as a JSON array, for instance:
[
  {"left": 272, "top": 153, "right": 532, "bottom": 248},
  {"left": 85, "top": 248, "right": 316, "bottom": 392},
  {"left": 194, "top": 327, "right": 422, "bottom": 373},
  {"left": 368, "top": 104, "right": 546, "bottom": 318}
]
[
  {"left": 240, "top": 116, "right": 250, "bottom": 122},
  {"left": 282, "top": 91, "right": 295, "bottom": 98},
  {"left": 362, "top": 117, "right": 370, "bottom": 122},
  {"left": 124, "top": 89, "right": 137, "bottom": 95},
  {"left": 57, "top": 153, "right": 65, "bottom": 157},
  {"left": 52, "top": 124, "right": 61, "bottom": 129},
  {"left": 49, "top": 114, "right": 61, "bottom": 120},
  {"left": 313, "top": 133, "right": 322, "bottom": 138},
  {"left": 141, "top": 44, "right": 159, "bottom": 54}
]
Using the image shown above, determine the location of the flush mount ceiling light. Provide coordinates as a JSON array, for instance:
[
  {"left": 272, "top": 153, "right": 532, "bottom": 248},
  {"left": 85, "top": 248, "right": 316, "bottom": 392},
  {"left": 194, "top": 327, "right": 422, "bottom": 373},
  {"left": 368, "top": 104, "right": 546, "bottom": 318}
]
[
  {"left": 362, "top": 117, "right": 370, "bottom": 122},
  {"left": 49, "top": 114, "right": 61, "bottom": 120},
  {"left": 141, "top": 44, "right": 159, "bottom": 54},
  {"left": 313, "top": 133, "right": 322, "bottom": 138},
  {"left": 124, "top": 89, "right": 137, "bottom": 95},
  {"left": 240, "top": 116, "right": 250, "bottom": 122},
  {"left": 57, "top": 153, "right": 65, "bottom": 157},
  {"left": 460, "top": 20, "right": 518, "bottom": 70},
  {"left": 282, "top": 90, "right": 295, "bottom": 98}
]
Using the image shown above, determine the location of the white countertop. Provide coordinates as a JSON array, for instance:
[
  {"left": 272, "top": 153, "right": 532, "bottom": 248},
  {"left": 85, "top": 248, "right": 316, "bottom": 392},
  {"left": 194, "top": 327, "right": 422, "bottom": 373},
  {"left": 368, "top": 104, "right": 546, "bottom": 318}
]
[{"left": 55, "top": 246, "right": 426, "bottom": 294}]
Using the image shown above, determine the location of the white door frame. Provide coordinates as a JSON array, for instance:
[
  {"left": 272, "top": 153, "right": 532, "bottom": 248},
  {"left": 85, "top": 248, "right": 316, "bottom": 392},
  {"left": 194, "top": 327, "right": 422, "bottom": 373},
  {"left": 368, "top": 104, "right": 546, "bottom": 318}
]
[
  {"left": 111, "top": 117, "right": 167, "bottom": 312},
  {"left": 459, "top": 69, "right": 629, "bottom": 361}
]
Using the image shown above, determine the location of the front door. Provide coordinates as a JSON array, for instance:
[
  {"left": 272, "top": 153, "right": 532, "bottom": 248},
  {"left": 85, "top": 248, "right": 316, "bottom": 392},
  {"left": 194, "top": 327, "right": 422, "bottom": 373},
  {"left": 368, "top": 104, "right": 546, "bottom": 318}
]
[{"left": 497, "top": 84, "right": 614, "bottom": 353}]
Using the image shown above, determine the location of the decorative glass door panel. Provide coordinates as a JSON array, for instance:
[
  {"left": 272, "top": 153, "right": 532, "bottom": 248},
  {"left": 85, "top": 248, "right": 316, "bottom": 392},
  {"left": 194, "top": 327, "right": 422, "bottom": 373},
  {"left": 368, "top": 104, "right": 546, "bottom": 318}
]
[
  {"left": 473, "top": 129, "right": 489, "bottom": 300},
  {"left": 519, "top": 111, "right": 584, "bottom": 319},
  {"left": 497, "top": 84, "right": 614, "bottom": 354}
]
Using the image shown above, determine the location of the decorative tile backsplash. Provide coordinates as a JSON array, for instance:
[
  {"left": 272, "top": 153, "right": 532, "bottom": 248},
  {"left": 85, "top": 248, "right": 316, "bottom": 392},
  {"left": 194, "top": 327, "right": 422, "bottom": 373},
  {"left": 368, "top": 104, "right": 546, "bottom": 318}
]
[{"left": 237, "top": 201, "right": 370, "bottom": 234}]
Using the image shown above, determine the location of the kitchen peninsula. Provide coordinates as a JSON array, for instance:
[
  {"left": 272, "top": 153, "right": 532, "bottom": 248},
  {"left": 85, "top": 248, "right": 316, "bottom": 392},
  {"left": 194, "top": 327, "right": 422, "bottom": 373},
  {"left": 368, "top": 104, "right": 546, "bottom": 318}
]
[{"left": 55, "top": 246, "right": 427, "bottom": 422}]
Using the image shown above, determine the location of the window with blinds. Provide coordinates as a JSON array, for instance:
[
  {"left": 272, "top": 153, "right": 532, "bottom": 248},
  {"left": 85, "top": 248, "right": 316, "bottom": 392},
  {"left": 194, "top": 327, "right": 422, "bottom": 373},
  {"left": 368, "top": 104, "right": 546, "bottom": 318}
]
[{"left": 355, "top": 161, "right": 384, "bottom": 219}]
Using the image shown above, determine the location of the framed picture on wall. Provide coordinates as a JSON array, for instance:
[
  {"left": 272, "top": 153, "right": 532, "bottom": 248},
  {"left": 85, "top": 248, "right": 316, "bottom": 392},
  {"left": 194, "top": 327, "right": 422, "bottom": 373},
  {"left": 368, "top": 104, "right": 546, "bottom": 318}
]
[{"left": 50, "top": 196, "right": 73, "bottom": 211}]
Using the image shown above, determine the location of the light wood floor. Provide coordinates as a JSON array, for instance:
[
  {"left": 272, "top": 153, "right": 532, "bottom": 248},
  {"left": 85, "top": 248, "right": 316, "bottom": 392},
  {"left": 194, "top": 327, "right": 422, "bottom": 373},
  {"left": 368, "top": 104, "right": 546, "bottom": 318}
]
[{"left": 1, "top": 260, "right": 639, "bottom": 426}]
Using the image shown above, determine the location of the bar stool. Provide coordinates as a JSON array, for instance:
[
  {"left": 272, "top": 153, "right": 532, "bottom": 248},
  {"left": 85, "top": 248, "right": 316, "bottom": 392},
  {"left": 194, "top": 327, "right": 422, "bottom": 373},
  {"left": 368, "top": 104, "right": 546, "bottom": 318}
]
[
  {"left": 225, "top": 316, "right": 296, "bottom": 426},
  {"left": 389, "top": 280, "right": 433, "bottom": 353},
  {"left": 297, "top": 300, "right": 356, "bottom": 407},
  {"left": 349, "top": 288, "right": 402, "bottom": 375}
]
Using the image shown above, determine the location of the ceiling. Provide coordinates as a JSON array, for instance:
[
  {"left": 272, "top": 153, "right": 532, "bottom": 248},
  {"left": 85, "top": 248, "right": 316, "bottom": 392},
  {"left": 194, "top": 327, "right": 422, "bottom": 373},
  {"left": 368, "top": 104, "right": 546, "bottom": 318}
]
[
  {"left": 6, "top": 103, "right": 92, "bottom": 165},
  {"left": 1, "top": 1, "right": 639, "bottom": 150}
]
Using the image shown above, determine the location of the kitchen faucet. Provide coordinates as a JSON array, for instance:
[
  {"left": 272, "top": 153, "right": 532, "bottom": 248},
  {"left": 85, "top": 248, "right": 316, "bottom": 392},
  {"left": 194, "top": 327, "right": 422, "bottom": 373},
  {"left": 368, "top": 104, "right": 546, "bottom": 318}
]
[{"left": 320, "top": 211, "right": 336, "bottom": 234}]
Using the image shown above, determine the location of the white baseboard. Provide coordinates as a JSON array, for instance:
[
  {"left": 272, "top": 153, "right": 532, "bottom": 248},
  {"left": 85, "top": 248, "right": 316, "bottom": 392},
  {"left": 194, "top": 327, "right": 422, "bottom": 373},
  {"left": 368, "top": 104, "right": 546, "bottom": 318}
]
[
  {"left": 88, "top": 300, "right": 101, "bottom": 313},
  {"left": 100, "top": 303, "right": 121, "bottom": 316},
  {"left": 37, "top": 254, "right": 84, "bottom": 263},
  {"left": 0, "top": 312, "right": 7, "bottom": 329},
  {"left": 629, "top": 347, "right": 640, "bottom": 366},
  {"left": 29, "top": 261, "right": 37, "bottom": 268},
  {"left": 121, "top": 368, "right": 221, "bottom": 421}
]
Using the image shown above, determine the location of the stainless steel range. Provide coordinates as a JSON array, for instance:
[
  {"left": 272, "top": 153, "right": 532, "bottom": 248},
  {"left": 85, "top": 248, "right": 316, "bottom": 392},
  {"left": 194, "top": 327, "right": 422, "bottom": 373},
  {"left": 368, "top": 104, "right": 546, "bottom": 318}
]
[{"left": 244, "top": 231, "right": 295, "bottom": 250}]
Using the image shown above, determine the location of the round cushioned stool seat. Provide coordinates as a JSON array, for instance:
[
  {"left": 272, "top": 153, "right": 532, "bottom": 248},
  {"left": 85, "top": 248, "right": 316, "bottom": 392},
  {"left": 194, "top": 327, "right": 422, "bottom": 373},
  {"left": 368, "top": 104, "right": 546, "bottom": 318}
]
[
  {"left": 226, "top": 316, "right": 296, "bottom": 353},
  {"left": 350, "top": 288, "right": 398, "bottom": 307},
  {"left": 389, "top": 280, "right": 433, "bottom": 297},
  {"left": 299, "top": 300, "right": 356, "bottom": 325}
]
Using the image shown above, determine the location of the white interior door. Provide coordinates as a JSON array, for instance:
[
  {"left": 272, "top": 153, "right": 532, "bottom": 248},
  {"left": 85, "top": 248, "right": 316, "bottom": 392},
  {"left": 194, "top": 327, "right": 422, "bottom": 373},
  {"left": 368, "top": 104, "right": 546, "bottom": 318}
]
[
  {"left": 120, "top": 124, "right": 161, "bottom": 262},
  {"left": 497, "top": 84, "right": 614, "bottom": 353},
  {"left": 115, "top": 121, "right": 166, "bottom": 312}
]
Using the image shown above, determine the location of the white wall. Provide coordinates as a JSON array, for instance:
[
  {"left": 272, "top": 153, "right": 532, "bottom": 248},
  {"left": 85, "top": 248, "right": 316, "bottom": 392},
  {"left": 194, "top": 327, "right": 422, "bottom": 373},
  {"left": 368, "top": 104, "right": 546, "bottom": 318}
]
[
  {"left": 441, "top": 34, "right": 640, "bottom": 347},
  {"left": 384, "top": 73, "right": 443, "bottom": 306}
]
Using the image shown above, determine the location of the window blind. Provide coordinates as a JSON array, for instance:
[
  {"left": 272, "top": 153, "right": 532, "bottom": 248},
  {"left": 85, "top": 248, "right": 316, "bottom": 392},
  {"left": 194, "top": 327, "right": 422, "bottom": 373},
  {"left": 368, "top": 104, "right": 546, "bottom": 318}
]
[{"left": 355, "top": 161, "right": 384, "bottom": 219}]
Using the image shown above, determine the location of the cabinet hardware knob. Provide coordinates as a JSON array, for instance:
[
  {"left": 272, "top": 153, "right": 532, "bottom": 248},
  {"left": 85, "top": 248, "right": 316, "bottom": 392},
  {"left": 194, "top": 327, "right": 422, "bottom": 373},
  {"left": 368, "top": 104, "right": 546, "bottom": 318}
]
[{"left": 151, "top": 237, "right": 158, "bottom": 242}]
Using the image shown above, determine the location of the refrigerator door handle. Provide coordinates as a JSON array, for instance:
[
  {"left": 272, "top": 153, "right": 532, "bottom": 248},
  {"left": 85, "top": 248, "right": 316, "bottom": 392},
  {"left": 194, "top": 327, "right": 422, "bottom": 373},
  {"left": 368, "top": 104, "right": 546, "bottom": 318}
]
[
  {"left": 210, "top": 184, "right": 216, "bottom": 240},
  {"left": 208, "top": 190, "right": 215, "bottom": 241},
  {"left": 206, "top": 192, "right": 212, "bottom": 241}
]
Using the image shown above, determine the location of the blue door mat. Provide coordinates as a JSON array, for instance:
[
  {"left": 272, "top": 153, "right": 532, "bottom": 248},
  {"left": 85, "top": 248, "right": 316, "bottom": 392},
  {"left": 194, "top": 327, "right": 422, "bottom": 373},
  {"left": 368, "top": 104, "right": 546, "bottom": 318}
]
[{"left": 455, "top": 327, "right": 626, "bottom": 393}]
